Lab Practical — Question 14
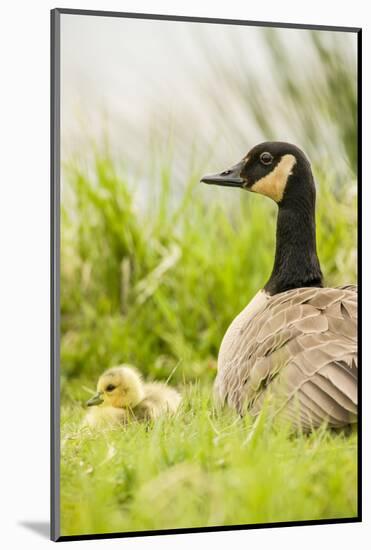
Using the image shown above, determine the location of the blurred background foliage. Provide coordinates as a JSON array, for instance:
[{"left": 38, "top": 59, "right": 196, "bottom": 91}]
[{"left": 61, "top": 26, "right": 357, "bottom": 401}]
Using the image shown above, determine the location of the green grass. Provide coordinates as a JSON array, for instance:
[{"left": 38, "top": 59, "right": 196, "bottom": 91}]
[
  {"left": 61, "top": 154, "right": 357, "bottom": 395},
  {"left": 60, "top": 152, "right": 357, "bottom": 536},
  {"left": 61, "top": 385, "right": 357, "bottom": 536}
]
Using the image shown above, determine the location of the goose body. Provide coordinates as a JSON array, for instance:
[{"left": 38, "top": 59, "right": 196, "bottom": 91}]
[
  {"left": 85, "top": 365, "right": 181, "bottom": 428},
  {"left": 215, "top": 286, "right": 357, "bottom": 430},
  {"left": 201, "top": 142, "right": 357, "bottom": 430}
]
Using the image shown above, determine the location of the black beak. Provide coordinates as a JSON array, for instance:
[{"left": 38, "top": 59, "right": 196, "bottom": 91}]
[
  {"left": 200, "top": 160, "right": 245, "bottom": 188},
  {"left": 86, "top": 391, "right": 104, "bottom": 407}
]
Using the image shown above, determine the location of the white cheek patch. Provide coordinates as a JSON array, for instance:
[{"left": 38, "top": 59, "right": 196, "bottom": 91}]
[{"left": 250, "top": 154, "right": 297, "bottom": 202}]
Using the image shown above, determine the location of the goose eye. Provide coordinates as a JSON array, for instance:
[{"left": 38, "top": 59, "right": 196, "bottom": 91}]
[
  {"left": 260, "top": 152, "right": 273, "bottom": 165},
  {"left": 106, "top": 384, "right": 116, "bottom": 392}
]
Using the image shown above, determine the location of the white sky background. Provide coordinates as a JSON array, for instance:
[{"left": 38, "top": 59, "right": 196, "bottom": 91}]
[
  {"left": 61, "top": 14, "right": 357, "bottom": 194},
  {"left": 61, "top": 16, "right": 268, "bottom": 157}
]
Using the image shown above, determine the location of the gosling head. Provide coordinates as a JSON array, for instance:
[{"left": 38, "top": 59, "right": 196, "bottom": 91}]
[
  {"left": 86, "top": 365, "right": 145, "bottom": 409},
  {"left": 201, "top": 141, "right": 315, "bottom": 206}
]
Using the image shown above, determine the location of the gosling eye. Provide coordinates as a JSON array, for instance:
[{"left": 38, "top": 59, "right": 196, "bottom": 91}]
[
  {"left": 260, "top": 152, "right": 273, "bottom": 165},
  {"left": 106, "top": 384, "right": 116, "bottom": 392}
]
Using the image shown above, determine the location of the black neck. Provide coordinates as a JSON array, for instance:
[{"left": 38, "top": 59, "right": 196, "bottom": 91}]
[{"left": 264, "top": 192, "right": 323, "bottom": 295}]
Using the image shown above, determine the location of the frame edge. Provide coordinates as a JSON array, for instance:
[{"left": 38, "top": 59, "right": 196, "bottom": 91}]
[{"left": 51, "top": 7, "right": 61, "bottom": 543}]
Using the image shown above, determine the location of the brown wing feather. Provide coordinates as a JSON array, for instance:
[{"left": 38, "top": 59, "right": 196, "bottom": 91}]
[{"left": 215, "top": 286, "right": 357, "bottom": 430}]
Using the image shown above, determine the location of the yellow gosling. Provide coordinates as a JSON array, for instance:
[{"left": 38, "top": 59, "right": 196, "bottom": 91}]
[{"left": 84, "top": 364, "right": 181, "bottom": 427}]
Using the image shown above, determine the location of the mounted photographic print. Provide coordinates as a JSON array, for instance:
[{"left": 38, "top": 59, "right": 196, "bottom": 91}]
[{"left": 51, "top": 8, "right": 361, "bottom": 542}]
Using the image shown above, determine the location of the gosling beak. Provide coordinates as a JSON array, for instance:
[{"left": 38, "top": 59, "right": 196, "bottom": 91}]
[
  {"left": 86, "top": 391, "right": 104, "bottom": 407},
  {"left": 200, "top": 160, "right": 245, "bottom": 188}
]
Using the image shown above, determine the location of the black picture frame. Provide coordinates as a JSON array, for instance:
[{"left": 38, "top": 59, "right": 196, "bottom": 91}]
[{"left": 51, "top": 8, "right": 362, "bottom": 542}]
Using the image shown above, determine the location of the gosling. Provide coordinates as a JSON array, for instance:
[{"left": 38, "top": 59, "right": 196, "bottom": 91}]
[{"left": 84, "top": 365, "right": 181, "bottom": 428}]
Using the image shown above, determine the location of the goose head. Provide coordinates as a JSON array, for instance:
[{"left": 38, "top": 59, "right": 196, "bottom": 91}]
[
  {"left": 202, "top": 141, "right": 323, "bottom": 294},
  {"left": 201, "top": 141, "right": 315, "bottom": 206},
  {"left": 86, "top": 365, "right": 145, "bottom": 409}
]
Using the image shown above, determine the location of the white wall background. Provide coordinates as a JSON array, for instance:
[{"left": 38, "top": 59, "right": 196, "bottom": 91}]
[{"left": 0, "top": 1, "right": 369, "bottom": 549}]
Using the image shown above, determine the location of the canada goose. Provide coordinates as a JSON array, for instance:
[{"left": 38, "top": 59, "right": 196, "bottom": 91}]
[
  {"left": 85, "top": 365, "right": 181, "bottom": 427},
  {"left": 201, "top": 141, "right": 357, "bottom": 431}
]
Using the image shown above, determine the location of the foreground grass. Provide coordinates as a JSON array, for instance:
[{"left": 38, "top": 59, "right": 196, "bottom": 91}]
[{"left": 61, "top": 385, "right": 357, "bottom": 537}]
